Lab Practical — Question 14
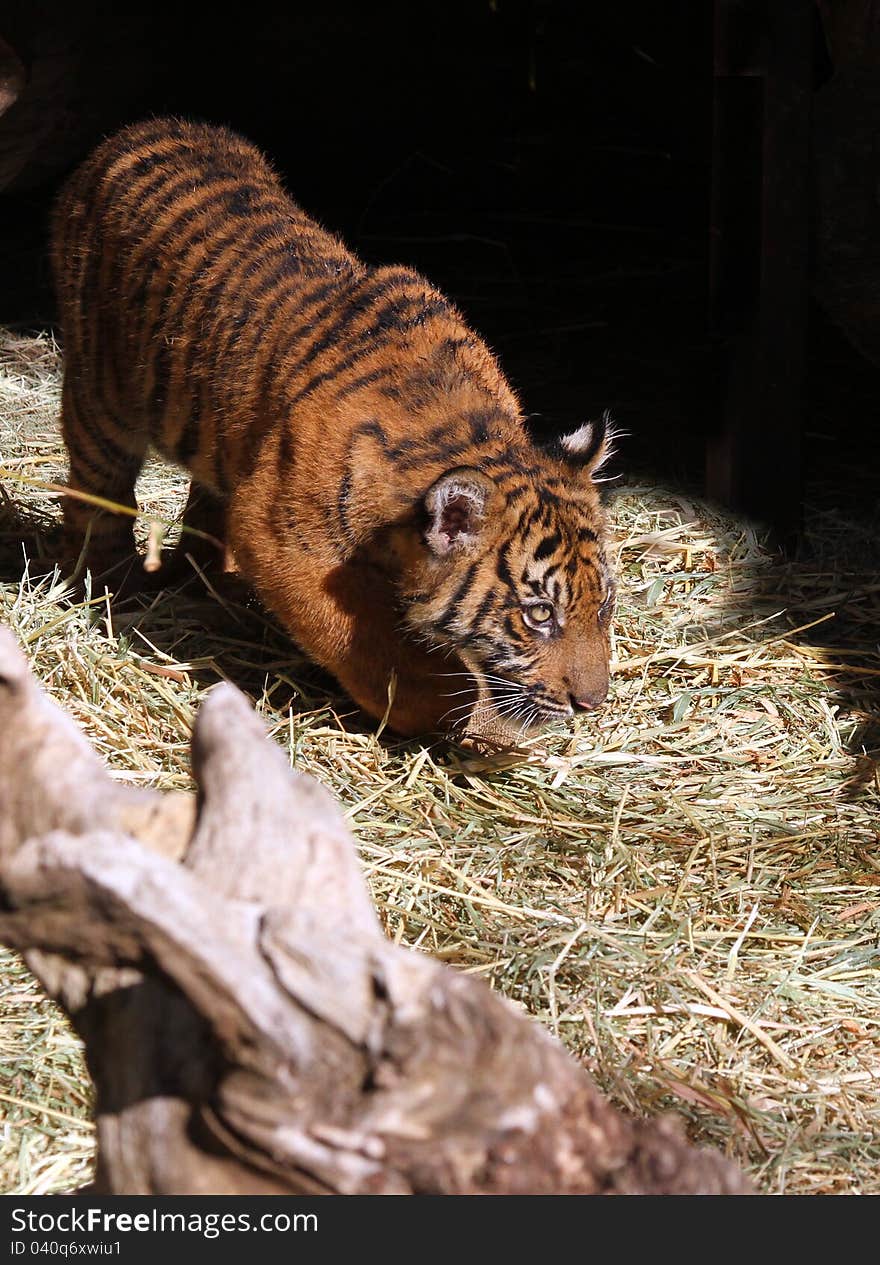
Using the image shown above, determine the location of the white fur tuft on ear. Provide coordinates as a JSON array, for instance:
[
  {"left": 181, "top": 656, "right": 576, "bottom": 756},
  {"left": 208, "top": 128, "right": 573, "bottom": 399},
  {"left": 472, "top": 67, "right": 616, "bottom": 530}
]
[
  {"left": 559, "top": 422, "right": 597, "bottom": 455},
  {"left": 558, "top": 409, "right": 619, "bottom": 477}
]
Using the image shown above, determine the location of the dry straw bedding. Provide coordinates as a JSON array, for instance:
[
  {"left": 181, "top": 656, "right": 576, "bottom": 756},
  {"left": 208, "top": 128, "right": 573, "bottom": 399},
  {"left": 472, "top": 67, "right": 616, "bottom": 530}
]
[{"left": 0, "top": 328, "right": 878, "bottom": 1195}]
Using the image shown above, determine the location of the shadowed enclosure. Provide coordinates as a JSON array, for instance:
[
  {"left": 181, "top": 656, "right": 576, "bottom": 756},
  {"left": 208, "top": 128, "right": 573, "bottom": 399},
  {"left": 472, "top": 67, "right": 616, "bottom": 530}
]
[{"left": 0, "top": 0, "right": 878, "bottom": 1195}]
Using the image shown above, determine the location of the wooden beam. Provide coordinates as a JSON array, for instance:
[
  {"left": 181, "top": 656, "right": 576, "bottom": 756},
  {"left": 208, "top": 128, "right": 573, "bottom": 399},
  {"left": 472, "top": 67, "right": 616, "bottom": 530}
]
[{"left": 707, "top": 0, "right": 813, "bottom": 542}]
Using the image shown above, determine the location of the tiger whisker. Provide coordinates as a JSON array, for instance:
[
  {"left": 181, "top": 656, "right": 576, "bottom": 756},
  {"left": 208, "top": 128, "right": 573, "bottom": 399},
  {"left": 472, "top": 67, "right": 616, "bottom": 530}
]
[
  {"left": 474, "top": 697, "right": 533, "bottom": 723},
  {"left": 438, "top": 697, "right": 523, "bottom": 724},
  {"left": 519, "top": 708, "right": 540, "bottom": 736},
  {"left": 440, "top": 695, "right": 526, "bottom": 715},
  {"left": 434, "top": 670, "right": 523, "bottom": 687},
  {"left": 440, "top": 691, "right": 530, "bottom": 725}
]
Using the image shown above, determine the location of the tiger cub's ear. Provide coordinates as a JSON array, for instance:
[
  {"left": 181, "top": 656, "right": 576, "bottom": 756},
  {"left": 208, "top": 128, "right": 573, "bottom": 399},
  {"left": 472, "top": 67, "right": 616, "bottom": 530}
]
[
  {"left": 424, "top": 468, "right": 495, "bottom": 557},
  {"left": 555, "top": 409, "right": 617, "bottom": 478}
]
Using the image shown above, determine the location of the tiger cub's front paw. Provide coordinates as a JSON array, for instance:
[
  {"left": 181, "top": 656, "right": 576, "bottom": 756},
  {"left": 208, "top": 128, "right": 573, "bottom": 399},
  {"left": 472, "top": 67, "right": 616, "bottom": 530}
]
[{"left": 457, "top": 703, "right": 530, "bottom": 752}]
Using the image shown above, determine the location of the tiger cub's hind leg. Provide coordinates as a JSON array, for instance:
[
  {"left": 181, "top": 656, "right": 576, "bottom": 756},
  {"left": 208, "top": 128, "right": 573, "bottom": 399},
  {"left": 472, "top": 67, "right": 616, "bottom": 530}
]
[{"left": 60, "top": 381, "right": 148, "bottom": 593}]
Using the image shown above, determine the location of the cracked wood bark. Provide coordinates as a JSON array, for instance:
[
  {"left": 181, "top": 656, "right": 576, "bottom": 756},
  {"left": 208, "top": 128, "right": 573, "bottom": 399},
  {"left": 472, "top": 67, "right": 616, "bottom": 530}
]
[{"left": 0, "top": 629, "right": 752, "bottom": 1194}]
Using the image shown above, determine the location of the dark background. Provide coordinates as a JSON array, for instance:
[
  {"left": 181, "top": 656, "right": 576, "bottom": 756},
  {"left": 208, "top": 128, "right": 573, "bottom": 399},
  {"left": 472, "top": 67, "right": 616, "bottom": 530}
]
[
  {"left": 0, "top": 0, "right": 725, "bottom": 490},
  {"left": 0, "top": 1, "right": 875, "bottom": 535}
]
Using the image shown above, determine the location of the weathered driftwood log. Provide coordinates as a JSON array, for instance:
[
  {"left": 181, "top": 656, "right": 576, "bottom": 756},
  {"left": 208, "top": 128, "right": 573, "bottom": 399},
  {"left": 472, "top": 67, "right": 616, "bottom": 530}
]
[{"left": 0, "top": 629, "right": 752, "bottom": 1194}]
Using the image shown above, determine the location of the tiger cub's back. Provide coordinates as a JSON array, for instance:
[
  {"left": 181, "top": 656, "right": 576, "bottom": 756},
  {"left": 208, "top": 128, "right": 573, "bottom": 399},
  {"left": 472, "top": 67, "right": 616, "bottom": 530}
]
[{"left": 52, "top": 117, "right": 360, "bottom": 497}]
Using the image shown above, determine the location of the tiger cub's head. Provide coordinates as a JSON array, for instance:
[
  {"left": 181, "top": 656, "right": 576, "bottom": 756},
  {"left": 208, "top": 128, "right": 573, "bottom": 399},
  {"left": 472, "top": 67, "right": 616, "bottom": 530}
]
[{"left": 403, "top": 412, "right": 616, "bottom": 738}]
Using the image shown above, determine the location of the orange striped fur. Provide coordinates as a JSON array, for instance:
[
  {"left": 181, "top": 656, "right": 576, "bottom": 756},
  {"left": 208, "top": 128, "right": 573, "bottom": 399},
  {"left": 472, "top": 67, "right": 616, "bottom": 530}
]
[{"left": 52, "top": 118, "right": 615, "bottom": 741}]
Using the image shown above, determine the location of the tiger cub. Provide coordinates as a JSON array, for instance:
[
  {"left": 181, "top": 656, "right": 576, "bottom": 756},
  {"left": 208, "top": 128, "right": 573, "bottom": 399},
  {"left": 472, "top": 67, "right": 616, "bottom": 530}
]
[{"left": 51, "top": 118, "right": 616, "bottom": 742}]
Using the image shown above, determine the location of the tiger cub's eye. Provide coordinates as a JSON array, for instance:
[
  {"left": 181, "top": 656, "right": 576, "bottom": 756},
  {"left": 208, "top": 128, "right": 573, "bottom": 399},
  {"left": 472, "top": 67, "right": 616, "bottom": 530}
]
[{"left": 523, "top": 602, "right": 555, "bottom": 630}]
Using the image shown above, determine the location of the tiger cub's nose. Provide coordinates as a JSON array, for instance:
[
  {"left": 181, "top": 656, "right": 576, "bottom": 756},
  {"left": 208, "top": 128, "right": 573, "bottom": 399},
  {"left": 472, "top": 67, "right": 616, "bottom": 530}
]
[{"left": 570, "top": 689, "right": 607, "bottom": 712}]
